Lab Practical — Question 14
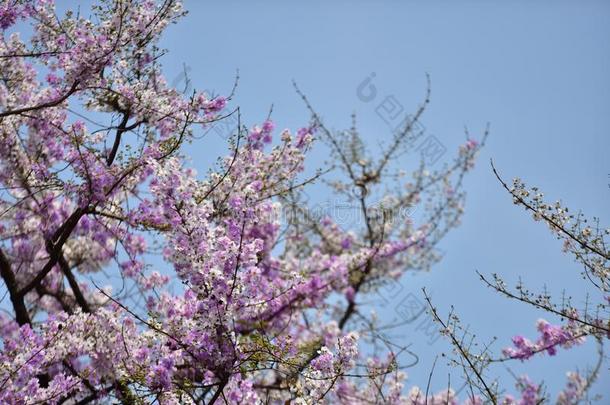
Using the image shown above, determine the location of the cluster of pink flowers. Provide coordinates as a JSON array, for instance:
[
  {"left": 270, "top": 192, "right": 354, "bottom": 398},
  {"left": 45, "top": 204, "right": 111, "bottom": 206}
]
[{"left": 503, "top": 319, "right": 586, "bottom": 360}]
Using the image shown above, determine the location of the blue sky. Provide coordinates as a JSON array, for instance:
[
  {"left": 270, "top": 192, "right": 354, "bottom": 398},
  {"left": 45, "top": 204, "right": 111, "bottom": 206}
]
[{"left": 158, "top": 0, "right": 610, "bottom": 399}]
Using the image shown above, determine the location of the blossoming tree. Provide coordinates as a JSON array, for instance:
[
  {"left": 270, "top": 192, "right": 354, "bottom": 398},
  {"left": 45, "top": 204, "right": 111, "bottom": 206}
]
[
  {"left": 424, "top": 164, "right": 609, "bottom": 404},
  {"left": 0, "top": 1, "right": 483, "bottom": 402},
  {"left": 0, "top": 0, "right": 603, "bottom": 404}
]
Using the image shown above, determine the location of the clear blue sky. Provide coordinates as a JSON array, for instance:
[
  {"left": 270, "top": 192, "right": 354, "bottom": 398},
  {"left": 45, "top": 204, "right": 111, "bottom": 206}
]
[{"left": 159, "top": 0, "right": 610, "bottom": 399}]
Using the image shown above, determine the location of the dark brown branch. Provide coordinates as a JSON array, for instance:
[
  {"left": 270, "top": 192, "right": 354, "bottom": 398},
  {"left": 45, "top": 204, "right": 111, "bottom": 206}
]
[
  {"left": 106, "top": 112, "right": 130, "bottom": 166},
  {"left": 18, "top": 208, "right": 85, "bottom": 297},
  {"left": 0, "top": 81, "right": 79, "bottom": 119},
  {"left": 0, "top": 249, "right": 31, "bottom": 325},
  {"left": 57, "top": 255, "right": 91, "bottom": 313}
]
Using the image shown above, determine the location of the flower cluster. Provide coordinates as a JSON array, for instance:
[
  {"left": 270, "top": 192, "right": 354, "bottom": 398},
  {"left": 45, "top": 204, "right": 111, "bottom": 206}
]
[{"left": 502, "top": 319, "right": 586, "bottom": 360}]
